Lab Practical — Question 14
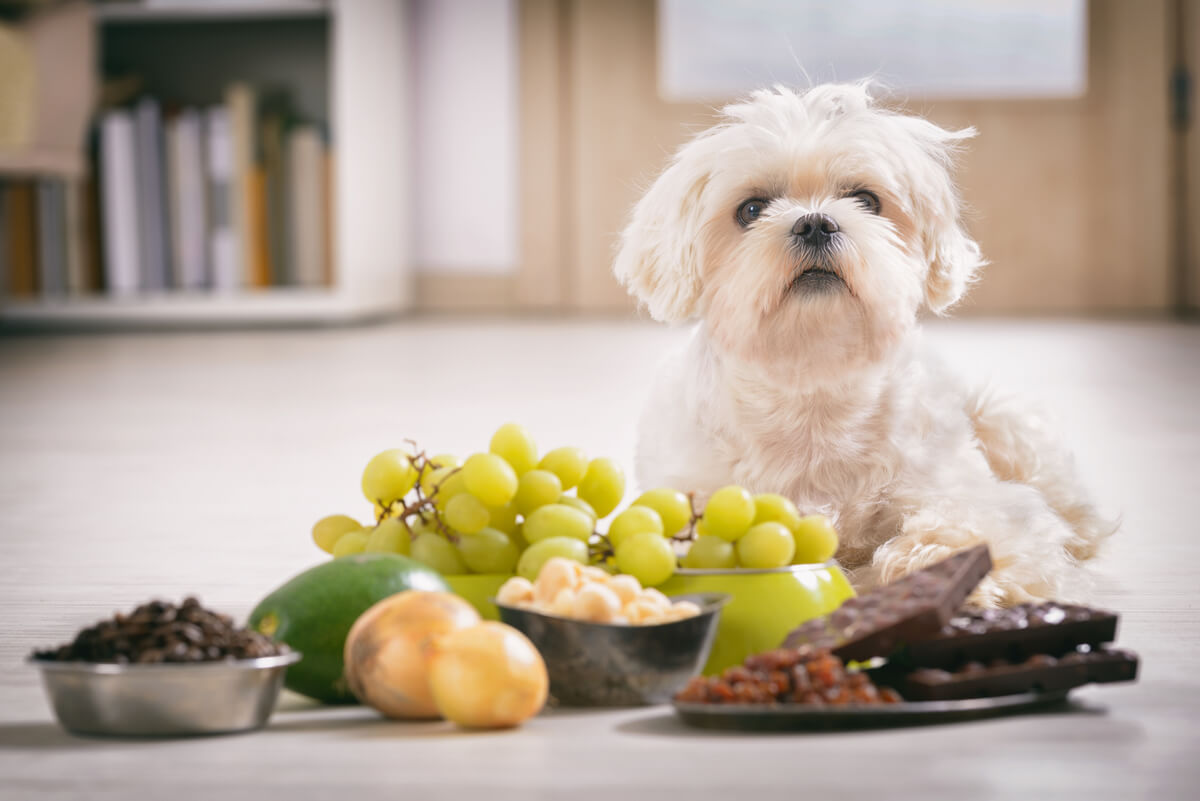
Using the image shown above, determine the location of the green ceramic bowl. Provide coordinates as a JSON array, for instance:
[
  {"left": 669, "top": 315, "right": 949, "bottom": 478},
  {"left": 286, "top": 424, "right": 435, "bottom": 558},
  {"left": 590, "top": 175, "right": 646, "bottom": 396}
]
[
  {"left": 658, "top": 562, "right": 855, "bottom": 675},
  {"left": 443, "top": 574, "right": 511, "bottom": 620}
]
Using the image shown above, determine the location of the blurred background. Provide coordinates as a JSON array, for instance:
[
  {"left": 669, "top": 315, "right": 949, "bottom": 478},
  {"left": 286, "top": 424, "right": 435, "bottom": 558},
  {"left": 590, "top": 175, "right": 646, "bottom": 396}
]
[
  {"left": 2, "top": 6, "right": 1198, "bottom": 786},
  {"left": 0, "top": 0, "right": 1196, "bottom": 326}
]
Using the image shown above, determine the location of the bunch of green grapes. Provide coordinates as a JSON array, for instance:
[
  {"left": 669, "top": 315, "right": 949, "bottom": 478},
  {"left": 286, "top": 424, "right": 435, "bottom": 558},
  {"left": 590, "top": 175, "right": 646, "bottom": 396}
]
[
  {"left": 597, "top": 485, "right": 840, "bottom": 587},
  {"left": 311, "top": 423, "right": 627, "bottom": 581},
  {"left": 311, "top": 424, "right": 839, "bottom": 589}
]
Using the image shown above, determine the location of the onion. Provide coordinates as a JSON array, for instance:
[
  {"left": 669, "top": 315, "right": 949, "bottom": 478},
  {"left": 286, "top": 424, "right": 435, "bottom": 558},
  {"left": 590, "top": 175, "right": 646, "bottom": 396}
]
[
  {"left": 343, "top": 591, "right": 480, "bottom": 719},
  {"left": 428, "top": 622, "right": 548, "bottom": 729}
]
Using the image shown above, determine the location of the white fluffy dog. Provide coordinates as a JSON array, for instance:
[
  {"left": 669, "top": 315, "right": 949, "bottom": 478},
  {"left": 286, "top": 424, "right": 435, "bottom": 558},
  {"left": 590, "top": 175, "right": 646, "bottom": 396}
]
[{"left": 614, "top": 83, "right": 1112, "bottom": 607}]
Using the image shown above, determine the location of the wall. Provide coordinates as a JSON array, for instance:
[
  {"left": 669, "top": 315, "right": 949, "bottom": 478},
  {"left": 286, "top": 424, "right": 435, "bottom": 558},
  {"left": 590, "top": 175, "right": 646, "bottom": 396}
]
[{"left": 411, "top": 0, "right": 519, "bottom": 275}]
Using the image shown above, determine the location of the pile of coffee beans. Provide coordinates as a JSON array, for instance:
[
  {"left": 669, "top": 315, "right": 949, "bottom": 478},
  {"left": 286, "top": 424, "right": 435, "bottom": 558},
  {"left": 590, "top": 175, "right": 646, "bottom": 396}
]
[{"left": 32, "top": 597, "right": 287, "bottom": 664}]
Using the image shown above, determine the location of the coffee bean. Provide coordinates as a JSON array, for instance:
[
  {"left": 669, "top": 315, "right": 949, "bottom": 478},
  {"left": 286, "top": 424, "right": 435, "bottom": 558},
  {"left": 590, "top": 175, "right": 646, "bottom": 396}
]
[{"left": 31, "top": 598, "right": 288, "bottom": 664}]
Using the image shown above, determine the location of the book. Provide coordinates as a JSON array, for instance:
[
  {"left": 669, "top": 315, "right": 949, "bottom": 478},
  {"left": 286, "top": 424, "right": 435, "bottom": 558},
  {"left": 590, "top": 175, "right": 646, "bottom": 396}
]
[
  {"left": 64, "top": 178, "right": 87, "bottom": 294},
  {"left": 35, "top": 179, "right": 66, "bottom": 296},
  {"left": 134, "top": 97, "right": 171, "bottom": 290},
  {"left": 3, "top": 181, "right": 39, "bottom": 296},
  {"left": 204, "top": 106, "right": 239, "bottom": 292},
  {"left": 259, "top": 103, "right": 289, "bottom": 285},
  {"left": 167, "top": 108, "right": 209, "bottom": 290},
  {"left": 246, "top": 166, "right": 271, "bottom": 288},
  {"left": 0, "top": 184, "right": 7, "bottom": 291},
  {"left": 286, "top": 125, "right": 326, "bottom": 287},
  {"left": 226, "top": 82, "right": 263, "bottom": 287},
  {"left": 99, "top": 109, "right": 140, "bottom": 295},
  {"left": 324, "top": 150, "right": 334, "bottom": 285},
  {"left": 82, "top": 174, "right": 102, "bottom": 293},
  {"left": 165, "top": 114, "right": 184, "bottom": 287}
]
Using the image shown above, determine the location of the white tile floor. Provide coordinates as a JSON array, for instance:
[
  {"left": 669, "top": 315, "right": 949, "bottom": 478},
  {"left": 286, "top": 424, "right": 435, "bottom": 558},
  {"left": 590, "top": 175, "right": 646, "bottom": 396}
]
[{"left": 0, "top": 318, "right": 1197, "bottom": 799}]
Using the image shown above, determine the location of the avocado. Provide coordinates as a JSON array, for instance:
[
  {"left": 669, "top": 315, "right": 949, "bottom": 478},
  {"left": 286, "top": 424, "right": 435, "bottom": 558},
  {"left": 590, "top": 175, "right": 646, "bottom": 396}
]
[{"left": 248, "top": 553, "right": 448, "bottom": 704}]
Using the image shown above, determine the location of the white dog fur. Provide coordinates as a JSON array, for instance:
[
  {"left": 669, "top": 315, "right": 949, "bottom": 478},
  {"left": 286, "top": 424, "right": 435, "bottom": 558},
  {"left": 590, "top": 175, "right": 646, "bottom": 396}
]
[{"left": 614, "top": 83, "right": 1113, "bottom": 607}]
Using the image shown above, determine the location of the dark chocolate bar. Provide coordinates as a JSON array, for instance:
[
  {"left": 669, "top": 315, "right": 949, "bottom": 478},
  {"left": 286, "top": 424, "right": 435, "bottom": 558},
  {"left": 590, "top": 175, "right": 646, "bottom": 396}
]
[
  {"left": 900, "top": 647, "right": 1139, "bottom": 701},
  {"left": 902, "top": 602, "right": 1119, "bottom": 669},
  {"left": 783, "top": 544, "right": 993, "bottom": 662}
]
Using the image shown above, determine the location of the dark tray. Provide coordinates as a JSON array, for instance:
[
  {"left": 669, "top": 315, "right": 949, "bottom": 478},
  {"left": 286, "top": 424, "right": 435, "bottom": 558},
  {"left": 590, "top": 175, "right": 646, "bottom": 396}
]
[{"left": 672, "top": 689, "right": 1072, "bottom": 731}]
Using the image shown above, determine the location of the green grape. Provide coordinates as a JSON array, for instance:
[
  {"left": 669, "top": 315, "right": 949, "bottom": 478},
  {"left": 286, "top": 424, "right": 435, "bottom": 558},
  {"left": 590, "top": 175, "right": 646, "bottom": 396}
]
[
  {"left": 538, "top": 446, "right": 588, "bottom": 490},
  {"left": 753, "top": 493, "right": 803, "bottom": 533},
  {"left": 411, "top": 532, "right": 469, "bottom": 575},
  {"left": 522, "top": 503, "right": 594, "bottom": 543},
  {"left": 792, "top": 514, "right": 840, "bottom": 564},
  {"left": 634, "top": 488, "right": 693, "bottom": 536},
  {"left": 510, "top": 523, "right": 528, "bottom": 550},
  {"left": 577, "top": 457, "right": 625, "bottom": 518},
  {"left": 735, "top": 522, "right": 796, "bottom": 568},
  {"left": 607, "top": 505, "right": 664, "bottom": 548},
  {"left": 331, "top": 530, "right": 369, "bottom": 558},
  {"left": 488, "top": 501, "right": 520, "bottom": 535},
  {"left": 444, "top": 493, "right": 489, "bottom": 534},
  {"left": 364, "top": 518, "right": 411, "bottom": 555},
  {"left": 361, "top": 449, "right": 418, "bottom": 505},
  {"left": 614, "top": 531, "right": 676, "bottom": 587},
  {"left": 557, "top": 494, "right": 597, "bottom": 522},
  {"left": 515, "top": 469, "right": 563, "bottom": 516},
  {"left": 681, "top": 535, "right": 737, "bottom": 569},
  {"left": 457, "top": 527, "right": 521, "bottom": 574},
  {"left": 429, "top": 452, "right": 460, "bottom": 470},
  {"left": 312, "top": 514, "right": 363, "bottom": 554},
  {"left": 420, "top": 465, "right": 454, "bottom": 496},
  {"left": 403, "top": 515, "right": 439, "bottom": 538},
  {"left": 431, "top": 469, "right": 468, "bottom": 510},
  {"left": 701, "top": 485, "right": 756, "bottom": 542},
  {"left": 516, "top": 536, "right": 588, "bottom": 581},
  {"left": 461, "top": 452, "right": 519, "bottom": 507},
  {"left": 489, "top": 422, "right": 538, "bottom": 475}
]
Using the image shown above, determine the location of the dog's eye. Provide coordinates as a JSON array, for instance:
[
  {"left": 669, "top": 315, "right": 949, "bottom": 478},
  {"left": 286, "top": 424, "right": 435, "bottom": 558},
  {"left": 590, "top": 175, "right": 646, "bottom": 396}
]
[
  {"left": 736, "top": 198, "right": 769, "bottom": 227},
  {"left": 849, "top": 190, "right": 882, "bottom": 215}
]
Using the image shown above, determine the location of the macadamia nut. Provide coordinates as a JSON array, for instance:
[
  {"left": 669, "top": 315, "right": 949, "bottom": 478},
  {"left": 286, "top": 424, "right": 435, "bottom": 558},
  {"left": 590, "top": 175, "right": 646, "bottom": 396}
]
[{"left": 501, "top": 557, "right": 701, "bottom": 626}]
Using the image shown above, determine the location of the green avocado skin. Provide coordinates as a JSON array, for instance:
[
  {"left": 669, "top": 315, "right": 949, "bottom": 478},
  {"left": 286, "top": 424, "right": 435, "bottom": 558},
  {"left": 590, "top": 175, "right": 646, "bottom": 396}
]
[{"left": 247, "top": 553, "right": 449, "bottom": 704}]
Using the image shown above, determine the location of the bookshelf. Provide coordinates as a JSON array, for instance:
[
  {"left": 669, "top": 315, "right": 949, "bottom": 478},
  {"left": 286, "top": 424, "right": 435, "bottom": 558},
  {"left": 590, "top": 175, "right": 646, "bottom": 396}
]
[{"left": 0, "top": 0, "right": 411, "bottom": 329}]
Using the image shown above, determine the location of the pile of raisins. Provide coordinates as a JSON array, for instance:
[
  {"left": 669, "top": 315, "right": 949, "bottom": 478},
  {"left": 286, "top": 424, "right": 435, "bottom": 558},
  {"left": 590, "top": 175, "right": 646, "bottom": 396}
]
[{"left": 675, "top": 646, "right": 902, "bottom": 706}]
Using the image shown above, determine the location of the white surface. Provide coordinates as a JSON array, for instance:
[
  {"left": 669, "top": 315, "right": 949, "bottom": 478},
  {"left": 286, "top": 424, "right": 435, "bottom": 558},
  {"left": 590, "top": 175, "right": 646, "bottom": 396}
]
[
  {"left": 659, "top": 0, "right": 1087, "bottom": 102},
  {"left": 411, "top": 0, "right": 519, "bottom": 274},
  {"left": 0, "top": 320, "right": 1195, "bottom": 799}
]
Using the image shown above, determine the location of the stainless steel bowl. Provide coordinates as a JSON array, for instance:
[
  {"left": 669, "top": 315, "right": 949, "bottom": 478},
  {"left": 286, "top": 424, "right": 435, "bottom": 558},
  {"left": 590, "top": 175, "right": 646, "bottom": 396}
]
[
  {"left": 30, "top": 651, "right": 301, "bottom": 737},
  {"left": 496, "top": 592, "right": 727, "bottom": 707}
]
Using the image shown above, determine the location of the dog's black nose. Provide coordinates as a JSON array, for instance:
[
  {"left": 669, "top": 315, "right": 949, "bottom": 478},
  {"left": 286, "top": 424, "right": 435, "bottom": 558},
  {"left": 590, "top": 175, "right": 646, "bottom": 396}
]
[{"left": 792, "top": 213, "right": 839, "bottom": 247}]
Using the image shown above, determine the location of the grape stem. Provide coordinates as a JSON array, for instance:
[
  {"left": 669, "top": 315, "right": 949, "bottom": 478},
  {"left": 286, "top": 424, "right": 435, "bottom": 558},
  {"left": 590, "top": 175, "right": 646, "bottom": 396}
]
[
  {"left": 670, "top": 491, "right": 702, "bottom": 543},
  {"left": 375, "top": 446, "right": 460, "bottom": 543}
]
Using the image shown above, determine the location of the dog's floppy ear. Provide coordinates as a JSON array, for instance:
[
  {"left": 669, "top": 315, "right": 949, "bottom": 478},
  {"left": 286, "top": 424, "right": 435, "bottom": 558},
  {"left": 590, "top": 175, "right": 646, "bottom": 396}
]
[
  {"left": 613, "top": 155, "right": 712, "bottom": 323},
  {"left": 924, "top": 214, "right": 985, "bottom": 314},
  {"left": 900, "top": 118, "right": 987, "bottom": 314}
]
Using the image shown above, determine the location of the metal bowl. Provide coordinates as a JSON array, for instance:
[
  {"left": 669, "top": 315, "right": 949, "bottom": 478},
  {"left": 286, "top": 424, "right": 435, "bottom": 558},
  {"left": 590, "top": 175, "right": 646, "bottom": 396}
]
[
  {"left": 29, "top": 651, "right": 301, "bottom": 737},
  {"left": 496, "top": 592, "right": 727, "bottom": 707}
]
